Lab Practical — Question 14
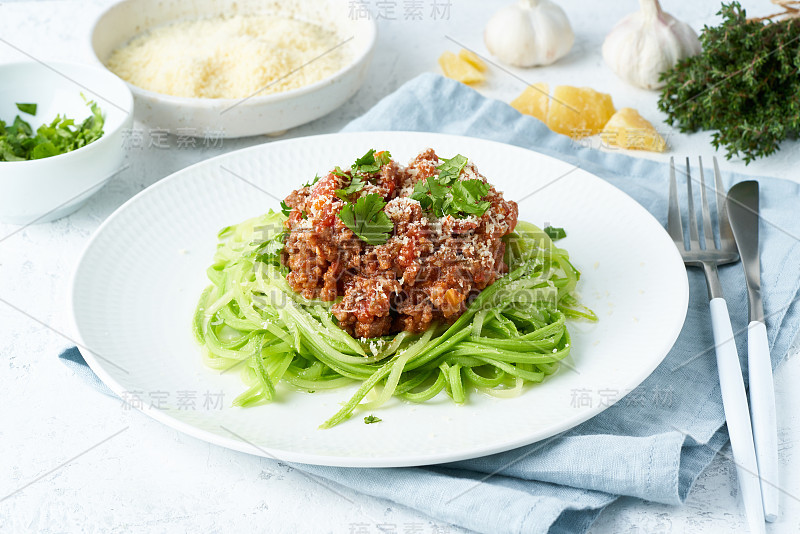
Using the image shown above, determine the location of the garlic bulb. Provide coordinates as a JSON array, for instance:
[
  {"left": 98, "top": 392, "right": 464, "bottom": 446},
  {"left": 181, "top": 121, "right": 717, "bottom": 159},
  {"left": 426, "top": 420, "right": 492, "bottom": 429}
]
[
  {"left": 602, "top": 0, "right": 701, "bottom": 89},
  {"left": 484, "top": 0, "right": 574, "bottom": 68}
]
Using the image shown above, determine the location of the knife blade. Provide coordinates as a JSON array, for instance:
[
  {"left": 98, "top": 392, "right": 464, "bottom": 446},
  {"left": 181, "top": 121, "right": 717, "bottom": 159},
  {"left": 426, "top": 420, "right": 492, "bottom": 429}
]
[
  {"left": 728, "top": 182, "right": 764, "bottom": 323},
  {"left": 727, "top": 180, "right": 779, "bottom": 522}
]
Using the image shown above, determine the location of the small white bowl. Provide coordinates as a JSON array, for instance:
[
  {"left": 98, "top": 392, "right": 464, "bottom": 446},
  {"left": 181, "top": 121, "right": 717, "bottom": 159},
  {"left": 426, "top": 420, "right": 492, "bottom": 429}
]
[
  {"left": 0, "top": 61, "right": 133, "bottom": 225},
  {"left": 90, "top": 0, "right": 377, "bottom": 138}
]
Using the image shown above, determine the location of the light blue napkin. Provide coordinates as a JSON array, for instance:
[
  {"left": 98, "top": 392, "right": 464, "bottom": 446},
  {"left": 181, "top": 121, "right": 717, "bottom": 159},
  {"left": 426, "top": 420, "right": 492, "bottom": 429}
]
[{"left": 60, "top": 73, "right": 800, "bottom": 534}]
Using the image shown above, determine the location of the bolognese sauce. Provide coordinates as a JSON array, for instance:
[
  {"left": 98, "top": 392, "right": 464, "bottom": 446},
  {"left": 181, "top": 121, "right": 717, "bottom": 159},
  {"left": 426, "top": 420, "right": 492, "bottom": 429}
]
[{"left": 281, "top": 149, "right": 518, "bottom": 338}]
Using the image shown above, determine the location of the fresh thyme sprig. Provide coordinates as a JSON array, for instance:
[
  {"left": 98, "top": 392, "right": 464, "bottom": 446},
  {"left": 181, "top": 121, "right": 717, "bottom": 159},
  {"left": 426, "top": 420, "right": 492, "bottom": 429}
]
[{"left": 657, "top": 2, "right": 800, "bottom": 164}]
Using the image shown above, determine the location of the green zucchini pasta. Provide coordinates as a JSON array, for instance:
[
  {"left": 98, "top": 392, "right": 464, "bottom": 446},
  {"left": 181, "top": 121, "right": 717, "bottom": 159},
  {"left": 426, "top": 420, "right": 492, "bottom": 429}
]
[{"left": 193, "top": 211, "right": 596, "bottom": 428}]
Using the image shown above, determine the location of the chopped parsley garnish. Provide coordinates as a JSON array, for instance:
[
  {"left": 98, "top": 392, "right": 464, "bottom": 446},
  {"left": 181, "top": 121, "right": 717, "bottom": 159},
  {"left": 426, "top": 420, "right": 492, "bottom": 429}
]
[
  {"left": 410, "top": 182, "right": 431, "bottom": 210},
  {"left": 0, "top": 96, "right": 104, "bottom": 162},
  {"left": 544, "top": 226, "right": 567, "bottom": 241},
  {"left": 411, "top": 176, "right": 449, "bottom": 214},
  {"left": 436, "top": 154, "right": 468, "bottom": 185},
  {"left": 278, "top": 200, "right": 304, "bottom": 220},
  {"left": 303, "top": 174, "right": 321, "bottom": 188},
  {"left": 332, "top": 166, "right": 349, "bottom": 178},
  {"left": 352, "top": 149, "right": 391, "bottom": 174},
  {"left": 252, "top": 229, "right": 286, "bottom": 266},
  {"left": 364, "top": 415, "right": 382, "bottom": 424},
  {"left": 15, "top": 103, "right": 36, "bottom": 115},
  {"left": 451, "top": 179, "right": 491, "bottom": 216},
  {"left": 335, "top": 175, "right": 365, "bottom": 200},
  {"left": 334, "top": 149, "right": 391, "bottom": 200},
  {"left": 338, "top": 193, "right": 394, "bottom": 245},
  {"left": 410, "top": 154, "right": 491, "bottom": 219}
]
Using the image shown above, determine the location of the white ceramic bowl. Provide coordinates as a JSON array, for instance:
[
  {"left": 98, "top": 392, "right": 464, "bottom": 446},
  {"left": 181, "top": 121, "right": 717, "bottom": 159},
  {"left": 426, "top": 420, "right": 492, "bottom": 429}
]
[
  {"left": 0, "top": 61, "right": 133, "bottom": 225},
  {"left": 90, "top": 0, "right": 377, "bottom": 138}
]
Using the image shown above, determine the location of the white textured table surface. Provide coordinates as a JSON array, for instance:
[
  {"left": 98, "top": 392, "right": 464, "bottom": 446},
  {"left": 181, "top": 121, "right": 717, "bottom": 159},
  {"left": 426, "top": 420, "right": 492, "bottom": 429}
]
[{"left": 2, "top": 1, "right": 799, "bottom": 532}]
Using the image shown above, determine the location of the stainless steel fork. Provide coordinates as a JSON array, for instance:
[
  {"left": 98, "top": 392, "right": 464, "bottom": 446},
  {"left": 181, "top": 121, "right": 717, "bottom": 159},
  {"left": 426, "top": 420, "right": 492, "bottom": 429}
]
[{"left": 668, "top": 157, "right": 765, "bottom": 534}]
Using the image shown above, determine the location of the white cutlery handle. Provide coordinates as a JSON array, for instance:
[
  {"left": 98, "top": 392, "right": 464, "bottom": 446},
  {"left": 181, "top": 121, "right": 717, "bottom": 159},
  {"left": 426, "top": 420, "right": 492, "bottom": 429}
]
[
  {"left": 710, "top": 298, "right": 765, "bottom": 534},
  {"left": 748, "top": 320, "right": 779, "bottom": 522}
]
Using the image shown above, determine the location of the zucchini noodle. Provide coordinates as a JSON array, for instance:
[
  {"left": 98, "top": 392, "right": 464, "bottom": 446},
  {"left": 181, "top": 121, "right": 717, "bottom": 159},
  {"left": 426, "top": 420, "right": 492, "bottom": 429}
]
[{"left": 194, "top": 211, "right": 597, "bottom": 428}]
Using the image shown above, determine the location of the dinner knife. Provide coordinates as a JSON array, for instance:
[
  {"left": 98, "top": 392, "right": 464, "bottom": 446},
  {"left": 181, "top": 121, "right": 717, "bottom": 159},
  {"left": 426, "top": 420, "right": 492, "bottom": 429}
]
[{"left": 727, "top": 180, "right": 779, "bottom": 522}]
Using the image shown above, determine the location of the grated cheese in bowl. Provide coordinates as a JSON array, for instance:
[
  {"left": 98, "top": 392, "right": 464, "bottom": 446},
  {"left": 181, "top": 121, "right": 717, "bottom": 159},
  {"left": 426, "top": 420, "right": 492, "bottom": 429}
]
[{"left": 105, "top": 14, "right": 348, "bottom": 99}]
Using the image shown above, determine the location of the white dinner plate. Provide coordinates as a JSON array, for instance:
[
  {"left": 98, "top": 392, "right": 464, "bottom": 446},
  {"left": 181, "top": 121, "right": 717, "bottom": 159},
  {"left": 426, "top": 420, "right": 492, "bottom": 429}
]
[{"left": 70, "top": 131, "right": 689, "bottom": 467}]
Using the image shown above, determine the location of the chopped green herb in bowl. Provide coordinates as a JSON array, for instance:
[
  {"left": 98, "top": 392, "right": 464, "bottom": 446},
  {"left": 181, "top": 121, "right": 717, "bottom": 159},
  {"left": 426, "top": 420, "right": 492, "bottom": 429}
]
[
  {"left": 0, "top": 60, "right": 132, "bottom": 224},
  {"left": 0, "top": 97, "right": 105, "bottom": 162}
]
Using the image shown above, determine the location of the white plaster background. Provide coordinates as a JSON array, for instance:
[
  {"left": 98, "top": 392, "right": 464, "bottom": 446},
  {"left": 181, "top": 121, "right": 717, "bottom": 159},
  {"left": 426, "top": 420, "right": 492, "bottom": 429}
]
[{"left": 1, "top": 0, "right": 799, "bottom": 532}]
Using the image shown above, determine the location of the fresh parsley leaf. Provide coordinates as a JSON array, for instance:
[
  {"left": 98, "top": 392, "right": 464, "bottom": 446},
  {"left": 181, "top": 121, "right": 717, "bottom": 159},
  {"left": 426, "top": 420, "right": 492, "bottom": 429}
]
[
  {"left": 450, "top": 179, "right": 491, "bottom": 217},
  {"left": 338, "top": 193, "right": 394, "bottom": 245},
  {"left": 375, "top": 151, "right": 391, "bottom": 167},
  {"left": 364, "top": 415, "right": 382, "bottom": 424},
  {"left": 332, "top": 166, "right": 349, "bottom": 178},
  {"left": 335, "top": 175, "right": 365, "bottom": 200},
  {"left": 428, "top": 175, "right": 450, "bottom": 199},
  {"left": 303, "top": 174, "right": 321, "bottom": 188},
  {"left": 436, "top": 154, "right": 468, "bottom": 185},
  {"left": 410, "top": 180, "right": 433, "bottom": 210},
  {"left": 255, "top": 231, "right": 286, "bottom": 266},
  {"left": 280, "top": 200, "right": 292, "bottom": 217},
  {"left": 353, "top": 149, "right": 376, "bottom": 171},
  {"left": 544, "top": 226, "right": 567, "bottom": 241},
  {"left": 75, "top": 97, "right": 105, "bottom": 148},
  {"left": 411, "top": 174, "right": 453, "bottom": 215},
  {"left": 431, "top": 183, "right": 452, "bottom": 217},
  {"left": 411, "top": 174, "right": 490, "bottom": 219},
  {"left": 352, "top": 149, "right": 392, "bottom": 174},
  {"left": 11, "top": 115, "right": 32, "bottom": 136},
  {"left": 410, "top": 154, "right": 480, "bottom": 217},
  {"left": 32, "top": 141, "right": 58, "bottom": 160},
  {"left": 15, "top": 103, "right": 36, "bottom": 115}
]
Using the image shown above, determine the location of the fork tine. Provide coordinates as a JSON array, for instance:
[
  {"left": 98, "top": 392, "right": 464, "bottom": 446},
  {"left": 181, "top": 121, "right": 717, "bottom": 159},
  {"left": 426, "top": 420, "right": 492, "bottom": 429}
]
[
  {"left": 685, "top": 158, "right": 700, "bottom": 247},
  {"left": 667, "top": 157, "right": 684, "bottom": 246},
  {"left": 698, "top": 156, "right": 715, "bottom": 249},
  {"left": 713, "top": 157, "right": 735, "bottom": 242}
]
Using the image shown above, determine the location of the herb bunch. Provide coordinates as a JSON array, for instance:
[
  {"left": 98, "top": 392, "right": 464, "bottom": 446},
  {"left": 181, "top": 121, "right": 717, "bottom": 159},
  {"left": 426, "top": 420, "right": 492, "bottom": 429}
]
[{"left": 657, "top": 2, "right": 800, "bottom": 163}]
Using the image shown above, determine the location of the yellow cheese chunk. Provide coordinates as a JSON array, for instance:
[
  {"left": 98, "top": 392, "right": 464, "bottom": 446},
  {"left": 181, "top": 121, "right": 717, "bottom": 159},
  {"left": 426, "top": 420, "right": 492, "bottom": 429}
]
[
  {"left": 546, "top": 86, "right": 616, "bottom": 138},
  {"left": 438, "top": 51, "right": 486, "bottom": 85},
  {"left": 510, "top": 82, "right": 550, "bottom": 123},
  {"left": 601, "top": 108, "right": 667, "bottom": 152},
  {"left": 458, "top": 49, "right": 488, "bottom": 72}
]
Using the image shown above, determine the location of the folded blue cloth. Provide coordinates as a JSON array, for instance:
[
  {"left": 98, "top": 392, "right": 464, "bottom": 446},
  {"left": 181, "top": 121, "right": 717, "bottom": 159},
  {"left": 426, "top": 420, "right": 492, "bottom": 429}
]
[{"left": 59, "top": 74, "right": 800, "bottom": 533}]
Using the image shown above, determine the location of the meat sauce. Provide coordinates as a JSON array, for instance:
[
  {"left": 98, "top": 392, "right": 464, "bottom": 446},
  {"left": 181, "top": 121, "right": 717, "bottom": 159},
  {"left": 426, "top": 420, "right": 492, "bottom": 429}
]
[{"left": 281, "top": 149, "right": 519, "bottom": 338}]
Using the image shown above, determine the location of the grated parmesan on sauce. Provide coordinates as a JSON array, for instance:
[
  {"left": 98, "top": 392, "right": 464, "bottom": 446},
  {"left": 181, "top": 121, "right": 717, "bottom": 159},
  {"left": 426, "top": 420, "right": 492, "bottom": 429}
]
[{"left": 106, "top": 14, "right": 347, "bottom": 99}]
